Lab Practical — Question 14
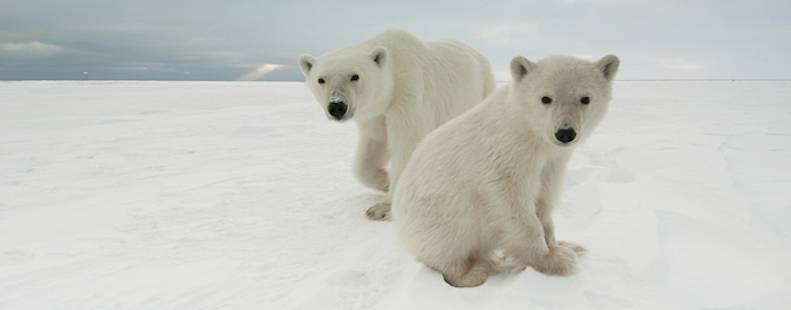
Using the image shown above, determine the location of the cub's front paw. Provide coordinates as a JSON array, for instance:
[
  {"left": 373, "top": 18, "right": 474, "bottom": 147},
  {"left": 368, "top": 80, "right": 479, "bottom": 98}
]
[
  {"left": 365, "top": 202, "right": 391, "bottom": 221},
  {"left": 533, "top": 245, "right": 577, "bottom": 276}
]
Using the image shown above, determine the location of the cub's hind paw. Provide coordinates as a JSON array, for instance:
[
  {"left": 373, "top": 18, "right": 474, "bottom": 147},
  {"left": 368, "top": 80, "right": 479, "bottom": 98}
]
[
  {"left": 558, "top": 241, "right": 587, "bottom": 256},
  {"left": 533, "top": 246, "right": 577, "bottom": 276}
]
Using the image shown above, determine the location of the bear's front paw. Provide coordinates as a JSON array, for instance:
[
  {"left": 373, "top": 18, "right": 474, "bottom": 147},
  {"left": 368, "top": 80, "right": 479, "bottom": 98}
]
[
  {"left": 365, "top": 202, "right": 391, "bottom": 221},
  {"left": 533, "top": 245, "right": 577, "bottom": 276},
  {"left": 357, "top": 168, "right": 389, "bottom": 192}
]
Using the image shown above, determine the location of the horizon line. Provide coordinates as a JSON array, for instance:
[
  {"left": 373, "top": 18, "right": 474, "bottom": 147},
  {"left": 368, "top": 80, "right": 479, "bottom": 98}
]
[{"left": 2, "top": 79, "right": 791, "bottom": 83}]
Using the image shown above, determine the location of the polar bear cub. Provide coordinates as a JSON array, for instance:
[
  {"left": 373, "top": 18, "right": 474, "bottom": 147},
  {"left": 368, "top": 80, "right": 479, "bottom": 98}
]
[
  {"left": 298, "top": 30, "right": 495, "bottom": 220},
  {"left": 393, "top": 54, "right": 620, "bottom": 287}
]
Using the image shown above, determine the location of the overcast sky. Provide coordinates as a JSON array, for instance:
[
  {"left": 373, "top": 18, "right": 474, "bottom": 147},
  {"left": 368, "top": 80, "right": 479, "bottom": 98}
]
[{"left": 1, "top": 0, "right": 789, "bottom": 81}]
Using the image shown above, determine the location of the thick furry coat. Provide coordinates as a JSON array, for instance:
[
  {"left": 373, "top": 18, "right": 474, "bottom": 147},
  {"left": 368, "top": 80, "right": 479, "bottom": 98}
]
[
  {"left": 393, "top": 55, "right": 620, "bottom": 287},
  {"left": 299, "top": 30, "right": 495, "bottom": 220}
]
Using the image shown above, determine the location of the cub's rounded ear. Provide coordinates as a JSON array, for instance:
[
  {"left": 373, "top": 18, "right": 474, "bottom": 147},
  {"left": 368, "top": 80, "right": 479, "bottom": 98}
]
[
  {"left": 370, "top": 47, "right": 388, "bottom": 68},
  {"left": 298, "top": 55, "right": 316, "bottom": 76},
  {"left": 510, "top": 56, "right": 535, "bottom": 82},
  {"left": 597, "top": 55, "right": 620, "bottom": 81}
]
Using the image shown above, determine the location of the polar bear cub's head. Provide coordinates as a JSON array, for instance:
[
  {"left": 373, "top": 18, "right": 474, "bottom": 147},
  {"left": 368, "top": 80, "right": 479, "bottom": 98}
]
[
  {"left": 298, "top": 47, "right": 392, "bottom": 122},
  {"left": 509, "top": 54, "right": 620, "bottom": 147}
]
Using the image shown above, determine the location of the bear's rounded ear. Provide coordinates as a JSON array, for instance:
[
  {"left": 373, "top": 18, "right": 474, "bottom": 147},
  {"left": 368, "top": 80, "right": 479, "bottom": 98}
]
[
  {"left": 510, "top": 56, "right": 535, "bottom": 82},
  {"left": 597, "top": 55, "right": 620, "bottom": 81},
  {"left": 298, "top": 55, "right": 316, "bottom": 76},
  {"left": 370, "top": 47, "right": 388, "bottom": 68}
]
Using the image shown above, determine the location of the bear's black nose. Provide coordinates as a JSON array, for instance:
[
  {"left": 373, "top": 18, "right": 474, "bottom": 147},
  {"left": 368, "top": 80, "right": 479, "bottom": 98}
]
[
  {"left": 328, "top": 101, "right": 347, "bottom": 120},
  {"left": 555, "top": 128, "right": 576, "bottom": 144}
]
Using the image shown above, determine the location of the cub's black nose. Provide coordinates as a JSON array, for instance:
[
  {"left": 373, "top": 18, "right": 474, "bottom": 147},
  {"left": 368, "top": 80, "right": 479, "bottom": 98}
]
[
  {"left": 555, "top": 128, "right": 577, "bottom": 144},
  {"left": 328, "top": 101, "right": 347, "bottom": 120}
]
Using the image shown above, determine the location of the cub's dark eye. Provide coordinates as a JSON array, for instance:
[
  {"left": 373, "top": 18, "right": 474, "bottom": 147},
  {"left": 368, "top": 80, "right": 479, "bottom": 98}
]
[
  {"left": 541, "top": 96, "right": 552, "bottom": 104},
  {"left": 317, "top": 78, "right": 325, "bottom": 84},
  {"left": 350, "top": 74, "right": 360, "bottom": 81},
  {"left": 580, "top": 96, "right": 590, "bottom": 104}
]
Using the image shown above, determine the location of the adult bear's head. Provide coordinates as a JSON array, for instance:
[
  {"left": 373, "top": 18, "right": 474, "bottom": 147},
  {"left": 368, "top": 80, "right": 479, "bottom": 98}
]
[{"left": 299, "top": 47, "right": 393, "bottom": 122}]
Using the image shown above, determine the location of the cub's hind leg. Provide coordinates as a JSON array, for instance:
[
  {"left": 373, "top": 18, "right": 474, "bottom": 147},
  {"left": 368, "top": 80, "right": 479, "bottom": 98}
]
[{"left": 439, "top": 256, "right": 495, "bottom": 288}]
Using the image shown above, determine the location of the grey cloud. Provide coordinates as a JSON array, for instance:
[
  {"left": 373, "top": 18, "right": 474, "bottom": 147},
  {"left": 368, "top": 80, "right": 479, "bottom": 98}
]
[{"left": 0, "top": 0, "right": 789, "bottom": 80}]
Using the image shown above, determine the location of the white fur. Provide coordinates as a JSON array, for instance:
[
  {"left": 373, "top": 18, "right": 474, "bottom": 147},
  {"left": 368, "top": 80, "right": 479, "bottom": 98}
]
[
  {"left": 392, "top": 55, "right": 620, "bottom": 287},
  {"left": 299, "top": 30, "right": 496, "bottom": 220}
]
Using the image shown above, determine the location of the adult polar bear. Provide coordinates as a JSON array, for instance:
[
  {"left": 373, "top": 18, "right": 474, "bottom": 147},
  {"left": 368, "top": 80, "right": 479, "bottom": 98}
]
[{"left": 299, "top": 30, "right": 495, "bottom": 220}]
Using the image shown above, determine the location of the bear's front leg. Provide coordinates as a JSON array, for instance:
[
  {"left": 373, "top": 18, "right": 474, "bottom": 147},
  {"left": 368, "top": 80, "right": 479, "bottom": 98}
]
[
  {"left": 353, "top": 117, "right": 390, "bottom": 192},
  {"left": 364, "top": 150, "right": 402, "bottom": 220},
  {"left": 536, "top": 156, "right": 586, "bottom": 255},
  {"left": 365, "top": 116, "right": 422, "bottom": 221},
  {"left": 506, "top": 210, "right": 578, "bottom": 276},
  {"left": 353, "top": 137, "right": 389, "bottom": 192}
]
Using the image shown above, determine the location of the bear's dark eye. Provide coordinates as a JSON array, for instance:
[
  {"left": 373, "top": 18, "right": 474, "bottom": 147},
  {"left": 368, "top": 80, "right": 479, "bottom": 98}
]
[
  {"left": 317, "top": 78, "right": 325, "bottom": 84},
  {"left": 350, "top": 74, "right": 360, "bottom": 81},
  {"left": 541, "top": 96, "right": 552, "bottom": 104},
  {"left": 581, "top": 96, "right": 590, "bottom": 104}
]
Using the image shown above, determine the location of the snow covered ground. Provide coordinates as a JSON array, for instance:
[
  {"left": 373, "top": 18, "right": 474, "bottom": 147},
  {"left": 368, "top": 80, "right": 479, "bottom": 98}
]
[{"left": 1, "top": 81, "right": 790, "bottom": 309}]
